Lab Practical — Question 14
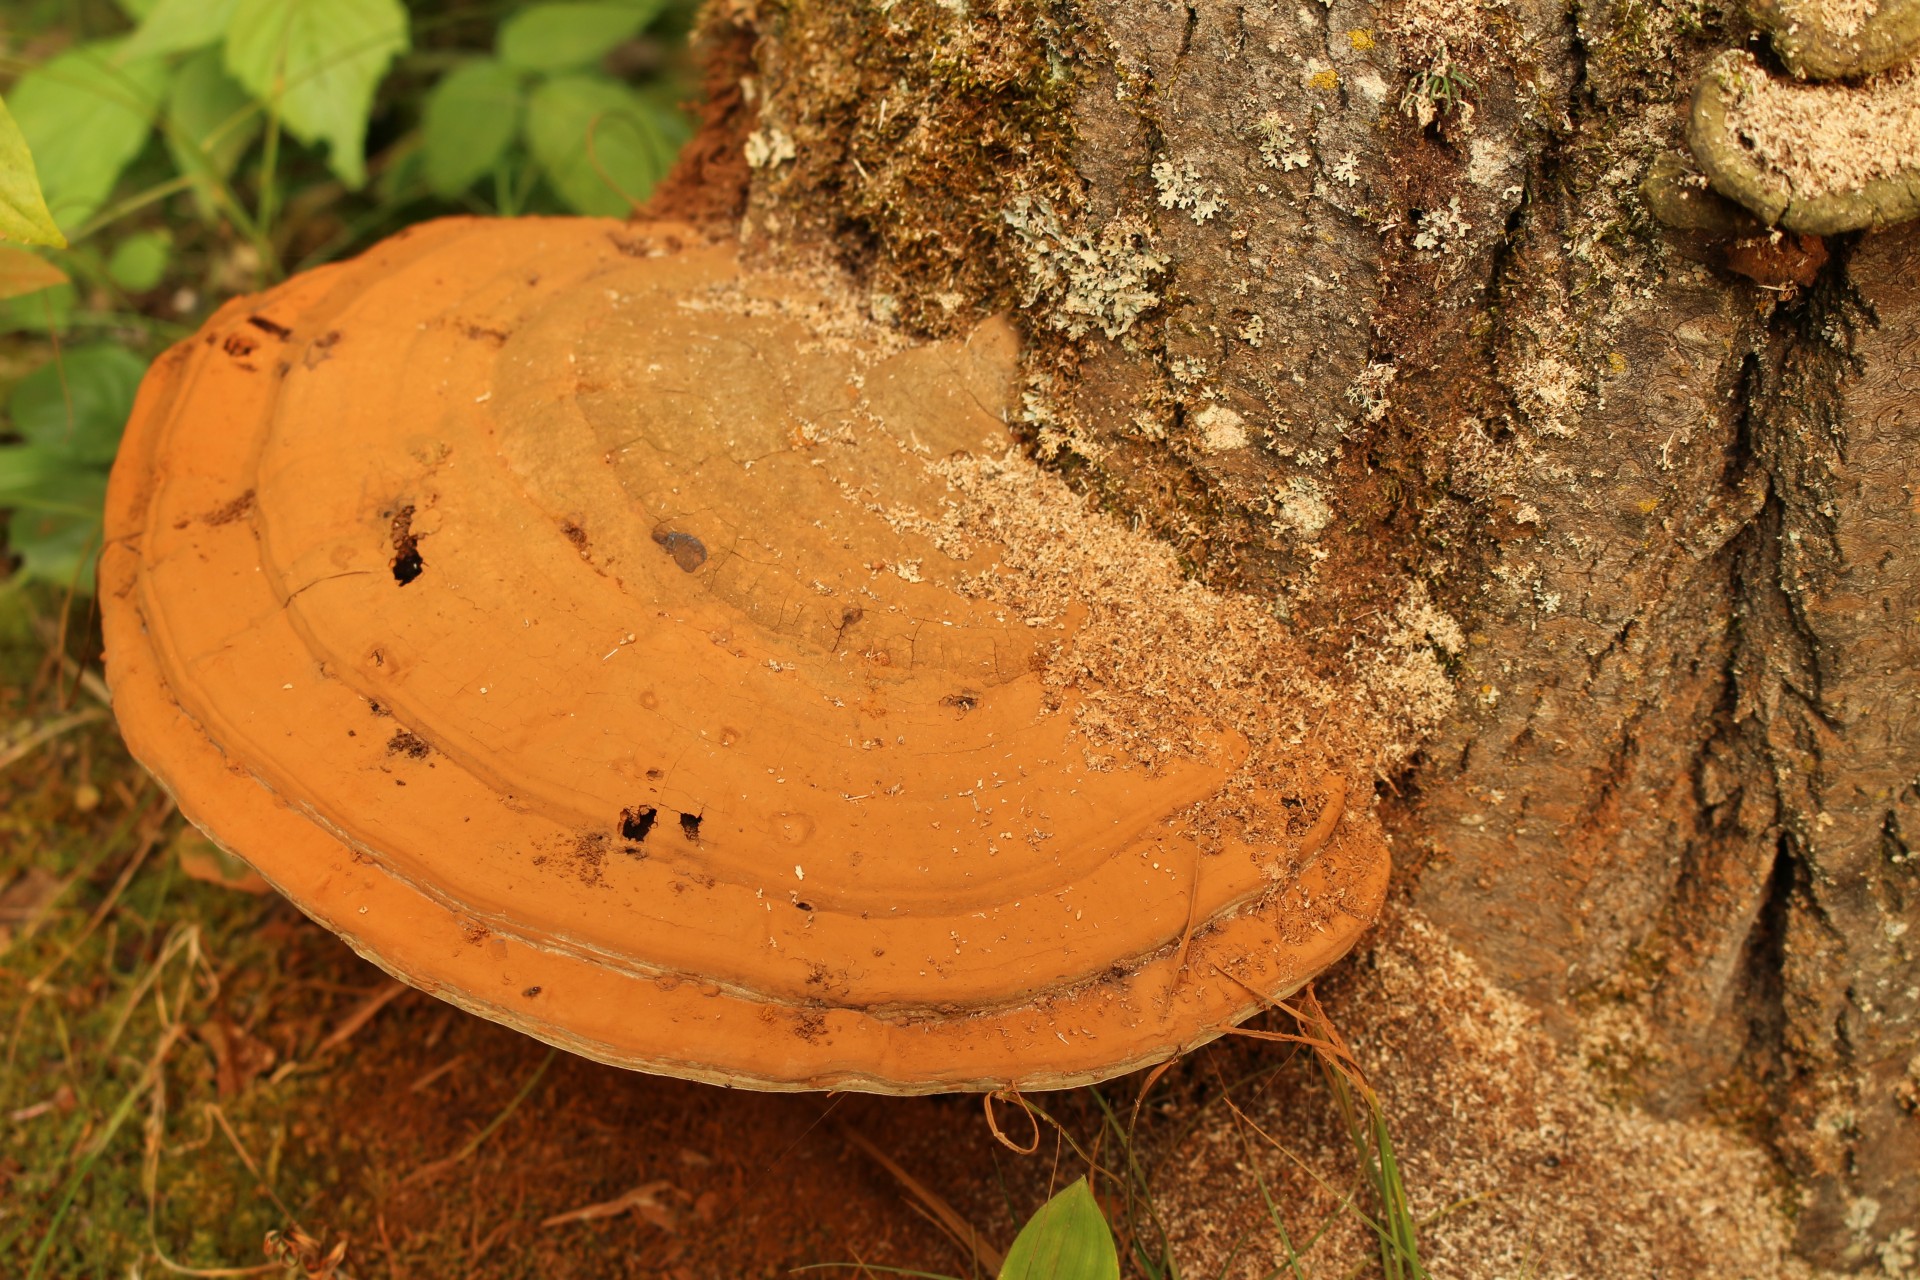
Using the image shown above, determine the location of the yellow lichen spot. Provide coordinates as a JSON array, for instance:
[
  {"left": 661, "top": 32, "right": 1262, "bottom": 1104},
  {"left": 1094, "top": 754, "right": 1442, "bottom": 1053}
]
[
  {"left": 1309, "top": 68, "right": 1340, "bottom": 91},
  {"left": 1348, "top": 28, "right": 1376, "bottom": 50},
  {"left": 1607, "top": 351, "right": 1628, "bottom": 374},
  {"left": 1638, "top": 497, "right": 1660, "bottom": 514}
]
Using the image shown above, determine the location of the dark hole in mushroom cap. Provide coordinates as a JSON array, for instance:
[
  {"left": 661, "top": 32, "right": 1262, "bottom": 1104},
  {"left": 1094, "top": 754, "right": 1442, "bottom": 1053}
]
[
  {"left": 679, "top": 812, "right": 702, "bottom": 841},
  {"left": 389, "top": 505, "right": 424, "bottom": 585},
  {"left": 620, "top": 806, "right": 657, "bottom": 841}
]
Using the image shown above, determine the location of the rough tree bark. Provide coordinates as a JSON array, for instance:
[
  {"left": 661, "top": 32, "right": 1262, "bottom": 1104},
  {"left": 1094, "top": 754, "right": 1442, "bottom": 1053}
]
[{"left": 652, "top": 0, "right": 1919, "bottom": 1265}]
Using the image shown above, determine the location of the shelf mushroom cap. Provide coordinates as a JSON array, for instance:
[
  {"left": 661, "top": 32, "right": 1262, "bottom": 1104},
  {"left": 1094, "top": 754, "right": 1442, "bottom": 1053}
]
[
  {"left": 100, "top": 218, "right": 1389, "bottom": 1094},
  {"left": 1745, "top": 0, "right": 1920, "bottom": 80},
  {"left": 1689, "top": 51, "right": 1920, "bottom": 235}
]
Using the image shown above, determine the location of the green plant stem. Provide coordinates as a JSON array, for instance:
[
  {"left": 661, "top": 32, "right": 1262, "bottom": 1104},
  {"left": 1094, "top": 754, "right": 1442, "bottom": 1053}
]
[
  {"left": 147, "top": 100, "right": 279, "bottom": 272},
  {"left": 493, "top": 158, "right": 519, "bottom": 217},
  {"left": 66, "top": 175, "right": 197, "bottom": 245},
  {"left": 255, "top": 80, "right": 285, "bottom": 268},
  {"left": 1089, "top": 1087, "right": 1182, "bottom": 1279}
]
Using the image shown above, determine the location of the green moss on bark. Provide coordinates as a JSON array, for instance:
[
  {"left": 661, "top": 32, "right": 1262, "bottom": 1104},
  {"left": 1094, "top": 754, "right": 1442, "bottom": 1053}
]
[{"left": 737, "top": 0, "right": 1083, "bottom": 334}]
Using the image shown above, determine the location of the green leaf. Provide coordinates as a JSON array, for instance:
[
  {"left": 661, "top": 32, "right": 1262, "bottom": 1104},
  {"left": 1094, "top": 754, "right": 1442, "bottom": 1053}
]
[
  {"left": 6, "top": 469, "right": 111, "bottom": 593},
  {"left": 998, "top": 1180, "right": 1120, "bottom": 1280},
  {"left": 525, "top": 74, "right": 676, "bottom": 216},
  {"left": 224, "top": 0, "right": 410, "bottom": 188},
  {"left": 124, "top": 0, "right": 242, "bottom": 59},
  {"left": 116, "top": 0, "right": 162, "bottom": 18},
  {"left": 421, "top": 60, "right": 522, "bottom": 198},
  {"left": 8, "top": 345, "right": 150, "bottom": 466},
  {"left": 107, "top": 230, "right": 173, "bottom": 291},
  {"left": 7, "top": 44, "right": 170, "bottom": 235},
  {"left": 498, "top": 2, "right": 666, "bottom": 73},
  {"left": 0, "top": 283, "right": 75, "bottom": 334},
  {"left": 0, "top": 97, "right": 67, "bottom": 248},
  {"left": 0, "top": 444, "right": 74, "bottom": 502},
  {"left": 0, "top": 247, "right": 68, "bottom": 302},
  {"left": 166, "top": 47, "right": 262, "bottom": 205}
]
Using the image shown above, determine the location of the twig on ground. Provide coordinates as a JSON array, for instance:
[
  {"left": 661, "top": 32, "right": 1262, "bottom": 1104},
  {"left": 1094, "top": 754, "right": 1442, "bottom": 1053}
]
[
  {"left": 540, "top": 1180, "right": 677, "bottom": 1230},
  {"left": 407, "top": 1053, "right": 467, "bottom": 1093},
  {"left": 0, "top": 707, "right": 108, "bottom": 774},
  {"left": 313, "top": 980, "right": 409, "bottom": 1057}
]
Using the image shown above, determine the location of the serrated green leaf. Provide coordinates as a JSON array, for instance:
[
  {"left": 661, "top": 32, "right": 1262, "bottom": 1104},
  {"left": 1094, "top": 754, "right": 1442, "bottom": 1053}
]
[
  {"left": 7, "top": 44, "right": 170, "bottom": 235},
  {"left": 498, "top": 2, "right": 665, "bottom": 72},
  {"left": 525, "top": 74, "right": 676, "bottom": 216},
  {"left": 0, "top": 97, "right": 67, "bottom": 249},
  {"left": 421, "top": 60, "right": 522, "bottom": 197},
  {"left": 8, "top": 345, "right": 150, "bottom": 466},
  {"left": 998, "top": 1180, "right": 1120, "bottom": 1280},
  {"left": 123, "top": 0, "right": 241, "bottom": 59},
  {"left": 106, "top": 230, "right": 173, "bottom": 291},
  {"left": 0, "top": 247, "right": 68, "bottom": 302},
  {"left": 224, "top": 0, "right": 409, "bottom": 188},
  {"left": 166, "top": 46, "right": 262, "bottom": 208}
]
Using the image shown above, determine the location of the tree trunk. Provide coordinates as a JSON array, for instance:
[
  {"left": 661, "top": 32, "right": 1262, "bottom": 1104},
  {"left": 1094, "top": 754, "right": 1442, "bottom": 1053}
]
[{"left": 657, "top": 0, "right": 1920, "bottom": 1264}]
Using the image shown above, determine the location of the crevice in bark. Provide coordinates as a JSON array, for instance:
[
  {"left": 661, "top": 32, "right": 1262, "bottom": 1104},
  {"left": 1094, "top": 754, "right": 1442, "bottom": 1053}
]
[
  {"left": 1726, "top": 832, "right": 1796, "bottom": 1137},
  {"left": 1713, "top": 228, "right": 1920, "bottom": 1265}
]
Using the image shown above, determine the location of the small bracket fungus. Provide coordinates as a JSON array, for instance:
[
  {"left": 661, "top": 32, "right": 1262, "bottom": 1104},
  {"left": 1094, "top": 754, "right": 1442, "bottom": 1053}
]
[
  {"left": 100, "top": 219, "right": 1388, "bottom": 1094},
  {"left": 1688, "top": 50, "right": 1920, "bottom": 234},
  {"left": 1745, "top": 0, "right": 1920, "bottom": 80},
  {"left": 1639, "top": 154, "right": 1832, "bottom": 287}
]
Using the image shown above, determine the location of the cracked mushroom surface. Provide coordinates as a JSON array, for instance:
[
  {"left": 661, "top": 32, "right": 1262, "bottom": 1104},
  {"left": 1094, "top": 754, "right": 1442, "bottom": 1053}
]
[{"left": 100, "top": 218, "right": 1387, "bottom": 1093}]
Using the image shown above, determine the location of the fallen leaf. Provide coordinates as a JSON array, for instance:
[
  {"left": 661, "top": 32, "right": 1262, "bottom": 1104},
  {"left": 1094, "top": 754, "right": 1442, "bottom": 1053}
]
[
  {"left": 0, "top": 865, "right": 60, "bottom": 923},
  {"left": 198, "top": 1015, "right": 279, "bottom": 1098},
  {"left": 0, "top": 246, "right": 66, "bottom": 301},
  {"left": 173, "top": 828, "right": 273, "bottom": 894}
]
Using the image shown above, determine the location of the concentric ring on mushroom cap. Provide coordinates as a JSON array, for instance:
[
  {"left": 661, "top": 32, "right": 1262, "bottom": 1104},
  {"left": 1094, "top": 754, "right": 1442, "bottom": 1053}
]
[{"left": 101, "top": 218, "right": 1388, "bottom": 1093}]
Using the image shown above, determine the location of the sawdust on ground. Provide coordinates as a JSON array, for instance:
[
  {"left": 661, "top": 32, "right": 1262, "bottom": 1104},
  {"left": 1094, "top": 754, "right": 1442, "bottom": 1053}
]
[{"left": 1145, "top": 905, "right": 1849, "bottom": 1280}]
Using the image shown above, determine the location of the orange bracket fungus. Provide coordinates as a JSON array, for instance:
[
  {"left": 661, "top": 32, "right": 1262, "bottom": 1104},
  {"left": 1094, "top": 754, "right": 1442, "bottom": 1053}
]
[{"left": 100, "top": 219, "right": 1388, "bottom": 1093}]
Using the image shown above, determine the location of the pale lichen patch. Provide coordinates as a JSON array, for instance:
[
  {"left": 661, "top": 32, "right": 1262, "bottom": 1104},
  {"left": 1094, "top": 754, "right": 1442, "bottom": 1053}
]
[
  {"left": 1152, "top": 159, "right": 1226, "bottom": 223},
  {"left": 1002, "top": 196, "right": 1170, "bottom": 340},
  {"left": 1272, "top": 477, "right": 1333, "bottom": 539},
  {"left": 744, "top": 126, "right": 796, "bottom": 170},
  {"left": 1412, "top": 197, "right": 1473, "bottom": 253},
  {"left": 1256, "top": 111, "right": 1313, "bottom": 171},
  {"left": 1194, "top": 404, "right": 1250, "bottom": 452}
]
